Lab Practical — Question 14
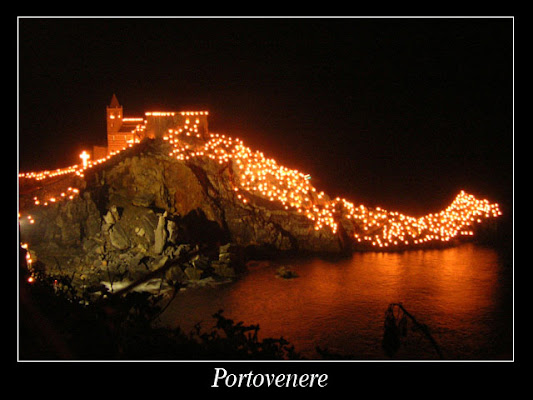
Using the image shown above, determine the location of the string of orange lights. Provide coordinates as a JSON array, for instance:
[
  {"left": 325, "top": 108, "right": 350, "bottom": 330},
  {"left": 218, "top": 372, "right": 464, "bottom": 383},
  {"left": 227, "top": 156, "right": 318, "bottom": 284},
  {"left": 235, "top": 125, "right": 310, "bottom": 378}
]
[
  {"left": 19, "top": 114, "right": 502, "bottom": 249},
  {"left": 160, "top": 125, "right": 502, "bottom": 247}
]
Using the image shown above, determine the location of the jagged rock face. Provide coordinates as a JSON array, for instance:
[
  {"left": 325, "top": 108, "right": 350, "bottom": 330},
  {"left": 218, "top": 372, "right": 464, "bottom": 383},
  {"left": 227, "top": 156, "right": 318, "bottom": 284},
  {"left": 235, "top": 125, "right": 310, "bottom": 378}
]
[
  {"left": 20, "top": 139, "right": 344, "bottom": 267},
  {"left": 104, "top": 154, "right": 211, "bottom": 217},
  {"left": 22, "top": 192, "right": 101, "bottom": 248},
  {"left": 16, "top": 139, "right": 349, "bottom": 293},
  {"left": 85, "top": 140, "right": 344, "bottom": 254}
]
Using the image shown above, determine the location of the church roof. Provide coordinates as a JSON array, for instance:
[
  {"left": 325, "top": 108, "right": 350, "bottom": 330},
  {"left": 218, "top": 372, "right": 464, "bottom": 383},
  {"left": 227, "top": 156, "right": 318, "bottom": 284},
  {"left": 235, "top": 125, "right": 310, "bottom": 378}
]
[
  {"left": 117, "top": 120, "right": 141, "bottom": 133},
  {"left": 117, "top": 126, "right": 135, "bottom": 133},
  {"left": 109, "top": 94, "right": 121, "bottom": 108}
]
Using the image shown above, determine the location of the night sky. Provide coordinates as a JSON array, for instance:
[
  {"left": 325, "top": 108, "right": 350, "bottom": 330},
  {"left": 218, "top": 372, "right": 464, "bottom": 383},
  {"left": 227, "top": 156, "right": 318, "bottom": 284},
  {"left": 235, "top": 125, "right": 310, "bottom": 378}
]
[{"left": 18, "top": 17, "right": 513, "bottom": 216}]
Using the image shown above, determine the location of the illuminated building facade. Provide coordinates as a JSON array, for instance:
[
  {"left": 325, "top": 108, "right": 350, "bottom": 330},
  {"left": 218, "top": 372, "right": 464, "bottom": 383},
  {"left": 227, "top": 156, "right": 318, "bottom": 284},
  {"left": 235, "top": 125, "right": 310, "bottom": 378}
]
[
  {"left": 106, "top": 94, "right": 143, "bottom": 154},
  {"left": 103, "top": 94, "right": 209, "bottom": 155}
]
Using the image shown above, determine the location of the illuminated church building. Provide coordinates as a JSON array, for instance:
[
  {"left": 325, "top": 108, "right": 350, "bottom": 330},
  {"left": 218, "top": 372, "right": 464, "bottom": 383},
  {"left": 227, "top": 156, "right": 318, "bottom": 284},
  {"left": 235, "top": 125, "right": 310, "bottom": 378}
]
[{"left": 94, "top": 94, "right": 209, "bottom": 158}]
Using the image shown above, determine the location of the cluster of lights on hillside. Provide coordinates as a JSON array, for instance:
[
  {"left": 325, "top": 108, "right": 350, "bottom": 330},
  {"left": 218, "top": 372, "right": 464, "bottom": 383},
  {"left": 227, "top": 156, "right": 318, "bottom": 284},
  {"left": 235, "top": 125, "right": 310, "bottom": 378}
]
[
  {"left": 350, "top": 191, "right": 501, "bottom": 247},
  {"left": 166, "top": 119, "right": 204, "bottom": 140},
  {"left": 19, "top": 112, "right": 502, "bottom": 249},
  {"left": 161, "top": 127, "right": 502, "bottom": 246}
]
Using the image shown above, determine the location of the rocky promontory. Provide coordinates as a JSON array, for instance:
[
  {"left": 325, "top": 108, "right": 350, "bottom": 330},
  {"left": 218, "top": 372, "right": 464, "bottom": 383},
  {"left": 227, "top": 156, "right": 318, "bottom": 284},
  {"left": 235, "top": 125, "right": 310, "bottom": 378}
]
[
  {"left": 18, "top": 134, "right": 502, "bottom": 294},
  {"left": 18, "top": 138, "right": 345, "bottom": 293}
]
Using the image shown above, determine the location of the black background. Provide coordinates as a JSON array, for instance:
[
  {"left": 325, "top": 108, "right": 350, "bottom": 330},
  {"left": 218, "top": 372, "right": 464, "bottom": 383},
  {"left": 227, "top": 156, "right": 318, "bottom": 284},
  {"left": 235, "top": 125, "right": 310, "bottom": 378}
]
[
  {"left": 18, "top": 17, "right": 512, "bottom": 216},
  {"left": 15, "top": 14, "right": 518, "bottom": 392}
]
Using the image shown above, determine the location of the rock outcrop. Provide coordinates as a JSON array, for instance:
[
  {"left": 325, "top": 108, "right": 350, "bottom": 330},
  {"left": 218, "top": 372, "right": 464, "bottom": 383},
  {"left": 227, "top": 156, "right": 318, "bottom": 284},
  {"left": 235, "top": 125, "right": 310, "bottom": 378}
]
[
  {"left": 19, "top": 136, "right": 501, "bottom": 292},
  {"left": 84, "top": 139, "right": 345, "bottom": 254},
  {"left": 18, "top": 139, "right": 345, "bottom": 291}
]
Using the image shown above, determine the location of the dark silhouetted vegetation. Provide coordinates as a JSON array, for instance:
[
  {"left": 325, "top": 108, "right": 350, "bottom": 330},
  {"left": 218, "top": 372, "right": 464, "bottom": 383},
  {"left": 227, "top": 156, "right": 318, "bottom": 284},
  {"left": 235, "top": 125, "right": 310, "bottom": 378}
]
[
  {"left": 18, "top": 247, "right": 302, "bottom": 360},
  {"left": 382, "top": 303, "right": 443, "bottom": 359}
]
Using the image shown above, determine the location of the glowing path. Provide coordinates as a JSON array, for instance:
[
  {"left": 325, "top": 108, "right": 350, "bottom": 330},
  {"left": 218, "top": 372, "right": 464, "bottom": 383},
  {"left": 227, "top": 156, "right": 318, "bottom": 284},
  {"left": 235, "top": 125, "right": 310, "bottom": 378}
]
[{"left": 19, "top": 123, "right": 502, "bottom": 249}]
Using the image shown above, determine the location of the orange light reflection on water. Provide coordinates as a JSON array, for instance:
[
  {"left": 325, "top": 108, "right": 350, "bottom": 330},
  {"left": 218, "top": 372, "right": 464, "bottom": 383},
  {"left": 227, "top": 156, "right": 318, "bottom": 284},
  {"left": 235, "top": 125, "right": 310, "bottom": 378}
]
[{"left": 161, "top": 243, "right": 510, "bottom": 359}]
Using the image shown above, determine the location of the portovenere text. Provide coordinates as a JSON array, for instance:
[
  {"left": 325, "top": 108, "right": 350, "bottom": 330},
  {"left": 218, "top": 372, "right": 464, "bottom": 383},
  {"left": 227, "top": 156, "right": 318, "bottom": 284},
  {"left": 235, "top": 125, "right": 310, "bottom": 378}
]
[{"left": 211, "top": 367, "right": 328, "bottom": 388}]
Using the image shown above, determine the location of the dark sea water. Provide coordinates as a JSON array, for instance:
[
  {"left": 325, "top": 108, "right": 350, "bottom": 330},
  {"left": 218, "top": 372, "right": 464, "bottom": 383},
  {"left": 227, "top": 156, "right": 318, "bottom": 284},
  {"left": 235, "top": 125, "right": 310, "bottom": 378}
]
[{"left": 159, "top": 243, "right": 513, "bottom": 360}]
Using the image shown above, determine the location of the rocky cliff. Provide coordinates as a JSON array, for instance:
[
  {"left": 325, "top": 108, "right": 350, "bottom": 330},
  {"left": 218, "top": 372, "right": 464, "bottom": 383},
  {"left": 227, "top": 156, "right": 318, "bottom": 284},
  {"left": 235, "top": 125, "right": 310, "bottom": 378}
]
[
  {"left": 18, "top": 135, "right": 502, "bottom": 292},
  {"left": 18, "top": 138, "right": 345, "bottom": 291}
]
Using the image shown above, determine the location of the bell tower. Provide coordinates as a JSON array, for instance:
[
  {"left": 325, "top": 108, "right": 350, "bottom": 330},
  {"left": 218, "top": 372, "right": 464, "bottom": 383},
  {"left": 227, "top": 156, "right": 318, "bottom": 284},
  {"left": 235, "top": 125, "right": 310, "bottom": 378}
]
[
  {"left": 107, "top": 94, "right": 123, "bottom": 134},
  {"left": 107, "top": 94, "right": 124, "bottom": 153}
]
